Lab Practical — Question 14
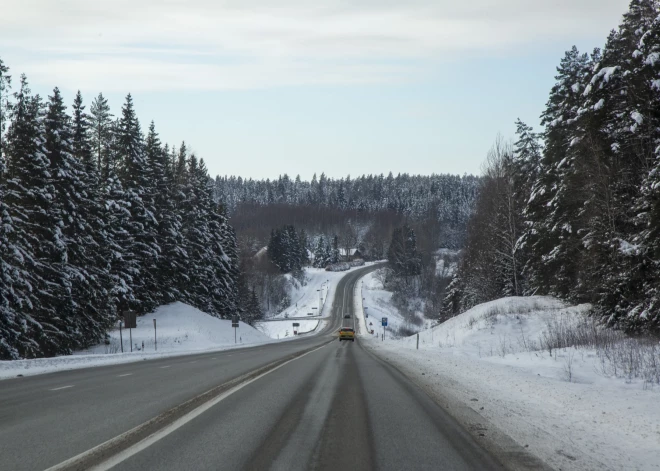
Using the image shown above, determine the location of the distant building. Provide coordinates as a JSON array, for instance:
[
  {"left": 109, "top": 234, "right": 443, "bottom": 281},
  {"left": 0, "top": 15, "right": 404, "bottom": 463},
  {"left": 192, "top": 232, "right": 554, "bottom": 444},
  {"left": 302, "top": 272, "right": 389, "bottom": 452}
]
[{"left": 339, "top": 248, "right": 362, "bottom": 261}]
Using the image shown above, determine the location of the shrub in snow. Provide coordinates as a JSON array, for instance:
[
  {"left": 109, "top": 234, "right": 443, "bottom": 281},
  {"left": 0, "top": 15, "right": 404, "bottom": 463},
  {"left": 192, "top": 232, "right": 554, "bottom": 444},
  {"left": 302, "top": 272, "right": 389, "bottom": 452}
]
[{"left": 325, "top": 262, "right": 350, "bottom": 272}]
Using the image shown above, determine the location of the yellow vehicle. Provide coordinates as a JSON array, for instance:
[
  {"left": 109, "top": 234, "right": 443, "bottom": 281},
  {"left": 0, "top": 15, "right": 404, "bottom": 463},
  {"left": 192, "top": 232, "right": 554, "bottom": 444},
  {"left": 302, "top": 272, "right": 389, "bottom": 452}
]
[{"left": 339, "top": 327, "right": 355, "bottom": 342}]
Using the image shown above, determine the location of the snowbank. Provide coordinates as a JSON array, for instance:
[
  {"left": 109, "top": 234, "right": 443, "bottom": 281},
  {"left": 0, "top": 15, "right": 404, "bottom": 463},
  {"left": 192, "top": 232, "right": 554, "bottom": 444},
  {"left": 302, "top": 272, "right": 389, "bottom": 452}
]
[
  {"left": 357, "top": 294, "right": 660, "bottom": 471},
  {"left": 256, "top": 319, "right": 320, "bottom": 339},
  {"left": 0, "top": 302, "right": 272, "bottom": 380}
]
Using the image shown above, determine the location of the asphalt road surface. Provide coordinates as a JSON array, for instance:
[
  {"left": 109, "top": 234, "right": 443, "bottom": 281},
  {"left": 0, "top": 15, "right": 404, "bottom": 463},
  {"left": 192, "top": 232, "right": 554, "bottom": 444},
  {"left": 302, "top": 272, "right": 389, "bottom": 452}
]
[{"left": 0, "top": 264, "right": 503, "bottom": 471}]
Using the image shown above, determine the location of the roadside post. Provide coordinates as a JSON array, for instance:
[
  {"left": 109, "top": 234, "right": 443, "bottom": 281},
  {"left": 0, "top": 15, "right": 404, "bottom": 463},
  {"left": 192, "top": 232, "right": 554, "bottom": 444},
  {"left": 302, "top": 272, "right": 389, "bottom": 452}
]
[
  {"left": 382, "top": 317, "right": 388, "bottom": 341},
  {"left": 232, "top": 315, "right": 239, "bottom": 343},
  {"left": 119, "top": 320, "right": 124, "bottom": 353},
  {"left": 153, "top": 319, "right": 157, "bottom": 351},
  {"left": 293, "top": 322, "right": 300, "bottom": 335},
  {"left": 417, "top": 333, "right": 419, "bottom": 350}
]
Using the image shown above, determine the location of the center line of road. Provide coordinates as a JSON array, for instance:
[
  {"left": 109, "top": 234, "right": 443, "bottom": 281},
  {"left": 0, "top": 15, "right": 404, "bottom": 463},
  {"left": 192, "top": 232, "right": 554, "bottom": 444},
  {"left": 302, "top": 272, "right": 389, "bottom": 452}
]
[
  {"left": 188, "top": 360, "right": 198, "bottom": 364},
  {"left": 117, "top": 373, "right": 133, "bottom": 377},
  {"left": 160, "top": 366, "right": 171, "bottom": 369},
  {"left": 49, "top": 385, "right": 74, "bottom": 391}
]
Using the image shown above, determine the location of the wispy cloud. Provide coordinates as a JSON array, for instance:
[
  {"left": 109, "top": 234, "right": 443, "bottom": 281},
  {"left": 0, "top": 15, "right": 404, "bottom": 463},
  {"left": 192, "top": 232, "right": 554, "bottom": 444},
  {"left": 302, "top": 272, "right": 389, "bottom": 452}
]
[{"left": 1, "top": 0, "right": 629, "bottom": 91}]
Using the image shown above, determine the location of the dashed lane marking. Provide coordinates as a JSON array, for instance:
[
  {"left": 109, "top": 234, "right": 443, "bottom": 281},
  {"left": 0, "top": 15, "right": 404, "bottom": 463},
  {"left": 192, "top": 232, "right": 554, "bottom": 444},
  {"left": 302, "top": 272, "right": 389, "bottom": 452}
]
[{"left": 49, "top": 385, "right": 74, "bottom": 391}]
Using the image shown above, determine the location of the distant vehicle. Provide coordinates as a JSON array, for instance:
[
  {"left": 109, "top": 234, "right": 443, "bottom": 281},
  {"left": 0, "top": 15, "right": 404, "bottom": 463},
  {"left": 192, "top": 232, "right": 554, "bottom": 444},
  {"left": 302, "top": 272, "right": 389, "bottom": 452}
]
[
  {"left": 338, "top": 328, "right": 355, "bottom": 341},
  {"left": 344, "top": 314, "right": 350, "bottom": 319}
]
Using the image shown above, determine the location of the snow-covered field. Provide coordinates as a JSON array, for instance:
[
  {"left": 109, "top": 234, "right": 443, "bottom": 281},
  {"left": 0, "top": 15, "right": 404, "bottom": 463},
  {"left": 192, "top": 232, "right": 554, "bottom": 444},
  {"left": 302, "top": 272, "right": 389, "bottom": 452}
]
[
  {"left": 357, "top": 292, "right": 660, "bottom": 471},
  {"left": 0, "top": 302, "right": 273, "bottom": 380},
  {"left": 256, "top": 319, "right": 320, "bottom": 339},
  {"left": 358, "top": 271, "right": 431, "bottom": 338}
]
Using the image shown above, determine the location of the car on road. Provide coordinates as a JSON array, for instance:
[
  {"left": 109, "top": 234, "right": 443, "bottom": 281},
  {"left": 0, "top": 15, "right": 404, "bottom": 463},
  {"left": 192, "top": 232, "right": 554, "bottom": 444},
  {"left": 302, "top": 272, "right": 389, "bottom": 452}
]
[
  {"left": 344, "top": 314, "right": 351, "bottom": 318},
  {"left": 338, "top": 328, "right": 355, "bottom": 341}
]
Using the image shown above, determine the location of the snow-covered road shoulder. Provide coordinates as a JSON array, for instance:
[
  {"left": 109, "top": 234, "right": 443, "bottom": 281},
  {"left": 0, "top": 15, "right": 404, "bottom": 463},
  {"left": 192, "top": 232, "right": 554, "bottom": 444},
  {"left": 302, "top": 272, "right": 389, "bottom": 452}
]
[
  {"left": 355, "top": 292, "right": 660, "bottom": 471},
  {"left": 0, "top": 302, "right": 272, "bottom": 380}
]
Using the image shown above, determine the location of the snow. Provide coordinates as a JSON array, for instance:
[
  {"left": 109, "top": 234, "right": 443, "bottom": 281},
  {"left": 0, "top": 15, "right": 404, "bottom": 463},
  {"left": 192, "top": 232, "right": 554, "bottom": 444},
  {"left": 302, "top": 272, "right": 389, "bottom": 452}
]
[
  {"left": 256, "top": 319, "right": 320, "bottom": 339},
  {"left": 355, "top": 292, "right": 660, "bottom": 471},
  {"left": 0, "top": 302, "right": 273, "bottom": 380},
  {"left": 266, "top": 264, "right": 378, "bottom": 320},
  {"left": 618, "top": 239, "right": 641, "bottom": 256},
  {"left": 631, "top": 111, "right": 644, "bottom": 125},
  {"left": 358, "top": 271, "right": 429, "bottom": 339},
  {"left": 593, "top": 98, "right": 605, "bottom": 110}
]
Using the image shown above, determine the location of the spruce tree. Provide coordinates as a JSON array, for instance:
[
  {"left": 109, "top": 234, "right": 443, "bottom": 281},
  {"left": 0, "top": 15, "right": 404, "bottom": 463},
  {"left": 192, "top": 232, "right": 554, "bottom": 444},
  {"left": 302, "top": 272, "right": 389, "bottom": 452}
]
[
  {"left": 5, "top": 76, "right": 58, "bottom": 356},
  {"left": 90, "top": 93, "right": 113, "bottom": 171}
]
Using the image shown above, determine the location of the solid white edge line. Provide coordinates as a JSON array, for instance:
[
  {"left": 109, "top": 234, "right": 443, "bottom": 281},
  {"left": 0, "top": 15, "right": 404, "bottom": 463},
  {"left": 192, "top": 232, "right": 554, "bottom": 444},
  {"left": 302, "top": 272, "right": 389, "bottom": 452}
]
[
  {"left": 44, "top": 344, "right": 327, "bottom": 471},
  {"left": 49, "top": 385, "right": 74, "bottom": 391}
]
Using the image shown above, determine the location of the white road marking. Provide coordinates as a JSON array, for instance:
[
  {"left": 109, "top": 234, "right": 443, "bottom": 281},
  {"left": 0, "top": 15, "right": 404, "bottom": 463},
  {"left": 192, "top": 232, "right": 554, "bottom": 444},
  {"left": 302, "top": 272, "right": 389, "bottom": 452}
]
[
  {"left": 188, "top": 361, "right": 198, "bottom": 364},
  {"left": 160, "top": 366, "right": 171, "bottom": 369},
  {"left": 49, "top": 385, "right": 73, "bottom": 391},
  {"left": 117, "top": 373, "right": 133, "bottom": 377},
  {"left": 45, "top": 344, "right": 327, "bottom": 471}
]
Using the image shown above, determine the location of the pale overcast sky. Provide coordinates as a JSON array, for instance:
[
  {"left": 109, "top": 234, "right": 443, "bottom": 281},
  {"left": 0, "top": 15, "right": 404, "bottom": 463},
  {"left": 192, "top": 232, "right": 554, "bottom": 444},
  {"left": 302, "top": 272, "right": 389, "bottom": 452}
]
[{"left": 1, "top": 0, "right": 630, "bottom": 179}]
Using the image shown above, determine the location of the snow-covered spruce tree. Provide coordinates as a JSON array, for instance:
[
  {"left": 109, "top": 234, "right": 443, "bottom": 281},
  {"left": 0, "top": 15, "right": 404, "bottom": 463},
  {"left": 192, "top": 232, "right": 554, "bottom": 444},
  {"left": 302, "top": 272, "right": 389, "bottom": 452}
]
[
  {"left": 578, "top": 0, "right": 660, "bottom": 331},
  {"left": 629, "top": 10, "right": 660, "bottom": 332},
  {"left": 0, "top": 61, "right": 32, "bottom": 359},
  {"left": 117, "top": 94, "right": 160, "bottom": 313},
  {"left": 100, "top": 119, "right": 136, "bottom": 320},
  {"left": 71, "top": 90, "right": 114, "bottom": 339},
  {"left": 512, "top": 120, "right": 542, "bottom": 296},
  {"left": 44, "top": 87, "right": 104, "bottom": 351},
  {"left": 313, "top": 236, "right": 327, "bottom": 268},
  {"left": 522, "top": 46, "right": 594, "bottom": 300},
  {"left": 146, "top": 124, "right": 187, "bottom": 304},
  {"left": 89, "top": 93, "right": 113, "bottom": 172},
  {"left": 4, "top": 76, "right": 60, "bottom": 356}
]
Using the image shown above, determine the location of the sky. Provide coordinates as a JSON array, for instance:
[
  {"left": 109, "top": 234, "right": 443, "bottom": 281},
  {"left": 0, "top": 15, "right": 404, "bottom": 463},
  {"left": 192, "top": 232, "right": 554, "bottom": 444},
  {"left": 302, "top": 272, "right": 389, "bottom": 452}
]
[{"left": 1, "top": 0, "right": 631, "bottom": 180}]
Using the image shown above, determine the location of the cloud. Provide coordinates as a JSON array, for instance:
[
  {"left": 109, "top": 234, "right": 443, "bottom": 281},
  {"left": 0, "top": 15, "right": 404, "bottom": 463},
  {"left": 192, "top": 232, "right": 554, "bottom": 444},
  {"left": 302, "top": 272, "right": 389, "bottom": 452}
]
[{"left": 1, "top": 0, "right": 630, "bottom": 91}]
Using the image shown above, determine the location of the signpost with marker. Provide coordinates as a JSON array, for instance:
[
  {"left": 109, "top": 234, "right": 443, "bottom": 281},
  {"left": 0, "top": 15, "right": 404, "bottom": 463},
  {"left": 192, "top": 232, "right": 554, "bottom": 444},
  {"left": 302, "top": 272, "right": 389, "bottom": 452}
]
[
  {"left": 232, "top": 315, "right": 239, "bottom": 343},
  {"left": 293, "top": 322, "right": 300, "bottom": 335},
  {"left": 381, "top": 317, "right": 388, "bottom": 341}
]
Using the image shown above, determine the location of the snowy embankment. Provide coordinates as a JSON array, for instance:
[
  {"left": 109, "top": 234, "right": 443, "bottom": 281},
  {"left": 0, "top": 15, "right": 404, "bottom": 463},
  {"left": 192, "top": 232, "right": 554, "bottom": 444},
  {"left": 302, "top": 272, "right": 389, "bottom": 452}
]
[
  {"left": 357, "top": 271, "right": 432, "bottom": 339},
  {"left": 0, "top": 302, "right": 272, "bottom": 380},
  {"left": 256, "top": 264, "right": 378, "bottom": 338},
  {"left": 357, "top": 293, "right": 660, "bottom": 471}
]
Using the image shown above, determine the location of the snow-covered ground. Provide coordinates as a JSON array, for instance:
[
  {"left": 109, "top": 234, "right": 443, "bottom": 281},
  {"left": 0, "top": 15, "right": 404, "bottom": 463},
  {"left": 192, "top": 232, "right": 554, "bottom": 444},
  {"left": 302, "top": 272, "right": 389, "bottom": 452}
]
[
  {"left": 358, "top": 271, "right": 431, "bottom": 338},
  {"left": 256, "top": 319, "right": 320, "bottom": 339},
  {"left": 356, "top": 291, "right": 660, "bottom": 471},
  {"left": 0, "top": 302, "right": 273, "bottom": 380}
]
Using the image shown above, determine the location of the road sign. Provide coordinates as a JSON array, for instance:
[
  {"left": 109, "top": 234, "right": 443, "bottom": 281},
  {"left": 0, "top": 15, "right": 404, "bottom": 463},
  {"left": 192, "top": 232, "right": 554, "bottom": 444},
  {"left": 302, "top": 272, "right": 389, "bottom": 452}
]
[
  {"left": 122, "top": 310, "right": 136, "bottom": 329},
  {"left": 382, "top": 317, "right": 388, "bottom": 327},
  {"left": 293, "top": 322, "right": 300, "bottom": 327},
  {"left": 232, "top": 315, "right": 239, "bottom": 327}
]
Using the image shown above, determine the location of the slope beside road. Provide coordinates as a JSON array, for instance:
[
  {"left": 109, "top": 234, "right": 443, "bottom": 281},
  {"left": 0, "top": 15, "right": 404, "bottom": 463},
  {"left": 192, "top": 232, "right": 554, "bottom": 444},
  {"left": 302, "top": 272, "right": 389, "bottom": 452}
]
[{"left": 0, "top": 263, "right": 518, "bottom": 471}]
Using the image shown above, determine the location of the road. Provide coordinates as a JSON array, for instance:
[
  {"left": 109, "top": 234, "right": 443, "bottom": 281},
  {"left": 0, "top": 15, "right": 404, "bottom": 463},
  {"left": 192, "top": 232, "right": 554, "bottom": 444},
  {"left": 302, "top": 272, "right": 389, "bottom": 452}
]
[{"left": 0, "top": 265, "right": 503, "bottom": 471}]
